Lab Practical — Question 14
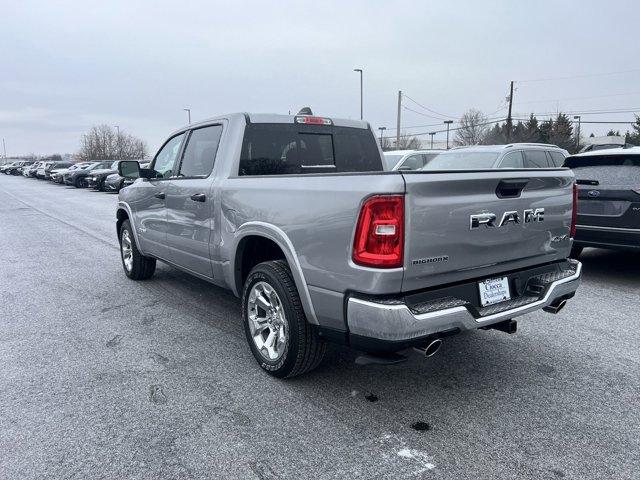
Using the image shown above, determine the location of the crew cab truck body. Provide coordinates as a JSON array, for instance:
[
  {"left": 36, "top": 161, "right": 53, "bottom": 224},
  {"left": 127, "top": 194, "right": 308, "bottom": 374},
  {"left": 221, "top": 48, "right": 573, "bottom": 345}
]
[{"left": 116, "top": 113, "right": 582, "bottom": 377}]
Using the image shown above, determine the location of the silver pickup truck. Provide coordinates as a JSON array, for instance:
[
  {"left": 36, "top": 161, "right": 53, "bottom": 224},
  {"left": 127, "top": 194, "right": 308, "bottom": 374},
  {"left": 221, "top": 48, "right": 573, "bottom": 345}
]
[{"left": 116, "top": 112, "right": 582, "bottom": 378}]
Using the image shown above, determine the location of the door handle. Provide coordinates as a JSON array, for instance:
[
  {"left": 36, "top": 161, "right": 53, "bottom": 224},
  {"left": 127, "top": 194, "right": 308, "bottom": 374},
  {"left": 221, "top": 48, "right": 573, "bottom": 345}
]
[
  {"left": 154, "top": 192, "right": 166, "bottom": 200},
  {"left": 190, "top": 193, "right": 206, "bottom": 202}
]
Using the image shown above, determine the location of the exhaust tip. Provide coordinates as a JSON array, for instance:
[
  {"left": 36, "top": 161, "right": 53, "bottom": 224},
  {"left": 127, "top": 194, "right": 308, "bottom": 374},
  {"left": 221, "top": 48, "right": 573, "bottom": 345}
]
[
  {"left": 543, "top": 299, "right": 567, "bottom": 314},
  {"left": 413, "top": 338, "right": 443, "bottom": 358}
]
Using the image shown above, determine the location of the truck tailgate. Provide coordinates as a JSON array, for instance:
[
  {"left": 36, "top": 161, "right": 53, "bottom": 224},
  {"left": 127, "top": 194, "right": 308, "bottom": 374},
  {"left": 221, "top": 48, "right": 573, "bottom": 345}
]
[{"left": 401, "top": 169, "right": 574, "bottom": 292}]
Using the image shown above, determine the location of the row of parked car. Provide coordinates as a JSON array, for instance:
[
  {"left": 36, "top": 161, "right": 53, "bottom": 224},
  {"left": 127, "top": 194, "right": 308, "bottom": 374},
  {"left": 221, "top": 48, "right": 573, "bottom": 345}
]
[
  {"left": 383, "top": 143, "right": 569, "bottom": 171},
  {"left": 1, "top": 159, "right": 147, "bottom": 192}
]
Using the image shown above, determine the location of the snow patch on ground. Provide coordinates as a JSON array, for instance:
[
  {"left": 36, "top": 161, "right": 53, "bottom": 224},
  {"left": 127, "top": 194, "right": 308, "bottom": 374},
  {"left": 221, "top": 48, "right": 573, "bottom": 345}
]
[{"left": 397, "top": 447, "right": 436, "bottom": 472}]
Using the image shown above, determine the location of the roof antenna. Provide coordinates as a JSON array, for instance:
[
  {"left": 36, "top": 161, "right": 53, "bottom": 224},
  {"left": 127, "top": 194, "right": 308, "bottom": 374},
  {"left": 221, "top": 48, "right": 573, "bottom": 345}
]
[{"left": 297, "top": 107, "right": 313, "bottom": 115}]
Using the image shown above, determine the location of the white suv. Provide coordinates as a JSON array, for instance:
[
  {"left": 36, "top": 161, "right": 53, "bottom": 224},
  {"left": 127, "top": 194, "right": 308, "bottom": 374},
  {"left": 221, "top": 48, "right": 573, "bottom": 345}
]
[
  {"left": 422, "top": 143, "right": 569, "bottom": 170},
  {"left": 383, "top": 150, "right": 443, "bottom": 171}
]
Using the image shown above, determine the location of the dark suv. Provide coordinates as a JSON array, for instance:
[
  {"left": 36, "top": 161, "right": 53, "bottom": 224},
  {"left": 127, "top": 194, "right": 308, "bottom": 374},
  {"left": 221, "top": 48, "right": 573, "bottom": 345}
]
[{"left": 565, "top": 148, "right": 640, "bottom": 256}]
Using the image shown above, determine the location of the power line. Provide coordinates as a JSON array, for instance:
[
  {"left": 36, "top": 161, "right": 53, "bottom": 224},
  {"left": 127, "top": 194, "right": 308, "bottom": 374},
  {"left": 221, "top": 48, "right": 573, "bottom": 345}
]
[
  {"left": 517, "top": 68, "right": 640, "bottom": 83},
  {"left": 402, "top": 105, "right": 453, "bottom": 121},
  {"left": 514, "top": 91, "right": 640, "bottom": 106},
  {"left": 513, "top": 107, "right": 640, "bottom": 117},
  {"left": 386, "top": 118, "right": 508, "bottom": 139},
  {"left": 402, "top": 94, "right": 457, "bottom": 119}
]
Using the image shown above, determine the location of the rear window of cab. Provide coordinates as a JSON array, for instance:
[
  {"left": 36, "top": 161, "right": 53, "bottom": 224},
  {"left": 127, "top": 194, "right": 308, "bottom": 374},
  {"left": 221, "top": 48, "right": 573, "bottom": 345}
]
[{"left": 239, "top": 123, "right": 383, "bottom": 176}]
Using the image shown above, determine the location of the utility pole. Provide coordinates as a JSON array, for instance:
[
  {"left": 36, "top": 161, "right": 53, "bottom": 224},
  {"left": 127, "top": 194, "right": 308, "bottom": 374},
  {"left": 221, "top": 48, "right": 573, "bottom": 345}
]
[
  {"left": 573, "top": 115, "right": 581, "bottom": 151},
  {"left": 354, "top": 68, "right": 363, "bottom": 120},
  {"left": 378, "top": 127, "right": 386, "bottom": 147},
  {"left": 429, "top": 132, "right": 436, "bottom": 149},
  {"left": 2, "top": 138, "right": 5, "bottom": 158},
  {"left": 444, "top": 120, "right": 453, "bottom": 149},
  {"left": 183, "top": 108, "right": 191, "bottom": 124},
  {"left": 396, "top": 90, "right": 402, "bottom": 150},
  {"left": 506, "top": 80, "right": 514, "bottom": 142}
]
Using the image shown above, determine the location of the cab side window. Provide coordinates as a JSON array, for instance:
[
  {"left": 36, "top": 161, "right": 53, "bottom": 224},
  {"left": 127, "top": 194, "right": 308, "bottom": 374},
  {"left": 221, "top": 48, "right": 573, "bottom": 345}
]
[
  {"left": 152, "top": 133, "right": 186, "bottom": 178},
  {"left": 499, "top": 151, "right": 524, "bottom": 168},
  {"left": 524, "top": 150, "right": 550, "bottom": 168},
  {"left": 178, "top": 125, "right": 223, "bottom": 177}
]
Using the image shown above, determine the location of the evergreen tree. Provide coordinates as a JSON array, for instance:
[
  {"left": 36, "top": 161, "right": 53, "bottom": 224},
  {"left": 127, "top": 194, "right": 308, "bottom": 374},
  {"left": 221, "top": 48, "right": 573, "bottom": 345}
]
[
  {"left": 549, "top": 114, "right": 574, "bottom": 152},
  {"left": 523, "top": 114, "right": 541, "bottom": 142},
  {"left": 539, "top": 118, "right": 553, "bottom": 144},
  {"left": 631, "top": 114, "right": 640, "bottom": 144}
]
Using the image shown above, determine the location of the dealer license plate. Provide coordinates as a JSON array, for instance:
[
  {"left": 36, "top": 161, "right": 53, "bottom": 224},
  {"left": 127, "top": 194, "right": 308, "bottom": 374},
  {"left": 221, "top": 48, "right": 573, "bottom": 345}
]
[{"left": 478, "top": 276, "right": 511, "bottom": 307}]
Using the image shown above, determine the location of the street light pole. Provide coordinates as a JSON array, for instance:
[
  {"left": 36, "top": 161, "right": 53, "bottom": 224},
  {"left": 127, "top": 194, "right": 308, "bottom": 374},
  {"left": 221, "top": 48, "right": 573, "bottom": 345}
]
[
  {"left": 353, "top": 69, "right": 363, "bottom": 120},
  {"left": 184, "top": 108, "right": 191, "bottom": 124},
  {"left": 115, "top": 126, "right": 120, "bottom": 159},
  {"left": 2, "top": 138, "right": 6, "bottom": 158},
  {"left": 573, "top": 115, "right": 581, "bottom": 151},
  {"left": 429, "top": 132, "right": 436, "bottom": 149},
  {"left": 378, "top": 127, "right": 386, "bottom": 147},
  {"left": 444, "top": 120, "right": 454, "bottom": 149}
]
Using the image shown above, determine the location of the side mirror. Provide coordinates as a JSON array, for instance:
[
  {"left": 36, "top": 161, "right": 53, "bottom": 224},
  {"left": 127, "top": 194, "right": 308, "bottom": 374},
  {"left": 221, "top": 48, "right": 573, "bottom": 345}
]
[{"left": 118, "top": 161, "right": 140, "bottom": 179}]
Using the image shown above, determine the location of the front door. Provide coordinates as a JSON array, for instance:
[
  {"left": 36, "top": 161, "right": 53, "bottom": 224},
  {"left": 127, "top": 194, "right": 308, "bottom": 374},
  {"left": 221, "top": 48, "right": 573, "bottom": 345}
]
[
  {"left": 133, "top": 132, "right": 186, "bottom": 260},
  {"left": 165, "top": 124, "right": 223, "bottom": 278}
]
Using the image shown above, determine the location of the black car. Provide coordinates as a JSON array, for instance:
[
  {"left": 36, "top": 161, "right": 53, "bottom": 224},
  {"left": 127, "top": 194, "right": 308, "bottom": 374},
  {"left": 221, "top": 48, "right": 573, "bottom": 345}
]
[
  {"left": 103, "top": 162, "right": 148, "bottom": 192},
  {"left": 63, "top": 161, "right": 112, "bottom": 187},
  {"left": 85, "top": 161, "right": 124, "bottom": 191},
  {"left": 565, "top": 148, "right": 640, "bottom": 257}
]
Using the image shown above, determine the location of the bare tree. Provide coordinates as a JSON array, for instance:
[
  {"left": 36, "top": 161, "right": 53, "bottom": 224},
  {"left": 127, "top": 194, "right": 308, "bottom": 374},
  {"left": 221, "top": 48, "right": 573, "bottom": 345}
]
[
  {"left": 77, "top": 125, "right": 148, "bottom": 161},
  {"left": 395, "top": 134, "right": 421, "bottom": 150},
  {"left": 454, "top": 109, "right": 489, "bottom": 146},
  {"left": 380, "top": 136, "right": 393, "bottom": 151}
]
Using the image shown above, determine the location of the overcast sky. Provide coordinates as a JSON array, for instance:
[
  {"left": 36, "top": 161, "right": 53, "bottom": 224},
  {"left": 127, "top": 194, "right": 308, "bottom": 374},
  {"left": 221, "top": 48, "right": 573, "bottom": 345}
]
[{"left": 2, "top": 0, "right": 639, "bottom": 156}]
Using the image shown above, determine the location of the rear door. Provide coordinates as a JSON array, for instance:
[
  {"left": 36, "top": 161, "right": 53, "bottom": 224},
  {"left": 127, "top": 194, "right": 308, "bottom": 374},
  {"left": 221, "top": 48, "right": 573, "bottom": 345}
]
[
  {"left": 567, "top": 154, "right": 640, "bottom": 231},
  {"left": 401, "top": 169, "right": 574, "bottom": 291},
  {"left": 165, "top": 124, "right": 224, "bottom": 278}
]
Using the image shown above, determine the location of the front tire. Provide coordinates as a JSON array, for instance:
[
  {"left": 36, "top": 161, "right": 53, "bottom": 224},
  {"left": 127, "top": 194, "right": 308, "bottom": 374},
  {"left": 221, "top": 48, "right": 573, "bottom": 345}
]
[
  {"left": 119, "top": 220, "right": 156, "bottom": 280},
  {"left": 242, "top": 260, "right": 326, "bottom": 378}
]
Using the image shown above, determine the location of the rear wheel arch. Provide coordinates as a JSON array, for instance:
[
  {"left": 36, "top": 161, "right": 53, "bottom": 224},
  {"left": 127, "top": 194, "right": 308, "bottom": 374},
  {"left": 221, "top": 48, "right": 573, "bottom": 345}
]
[{"left": 232, "top": 230, "right": 318, "bottom": 325}]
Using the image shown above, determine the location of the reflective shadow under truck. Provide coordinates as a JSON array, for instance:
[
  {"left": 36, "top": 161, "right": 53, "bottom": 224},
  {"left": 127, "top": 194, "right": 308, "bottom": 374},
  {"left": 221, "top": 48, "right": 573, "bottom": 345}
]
[{"left": 115, "top": 112, "right": 582, "bottom": 378}]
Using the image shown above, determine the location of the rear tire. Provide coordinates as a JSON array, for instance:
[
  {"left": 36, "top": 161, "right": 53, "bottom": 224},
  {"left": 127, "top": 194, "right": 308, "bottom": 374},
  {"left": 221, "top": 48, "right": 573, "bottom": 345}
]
[
  {"left": 75, "top": 177, "right": 84, "bottom": 188},
  {"left": 242, "top": 260, "right": 326, "bottom": 378},
  {"left": 119, "top": 220, "right": 156, "bottom": 280},
  {"left": 570, "top": 245, "right": 583, "bottom": 259}
]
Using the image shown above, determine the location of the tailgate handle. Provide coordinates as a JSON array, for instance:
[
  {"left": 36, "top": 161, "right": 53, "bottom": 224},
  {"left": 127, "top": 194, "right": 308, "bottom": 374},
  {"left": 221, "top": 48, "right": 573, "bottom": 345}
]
[{"left": 496, "top": 179, "right": 529, "bottom": 199}]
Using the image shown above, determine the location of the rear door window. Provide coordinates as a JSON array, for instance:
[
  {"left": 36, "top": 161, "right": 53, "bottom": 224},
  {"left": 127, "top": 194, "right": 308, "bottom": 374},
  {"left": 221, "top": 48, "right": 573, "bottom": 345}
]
[
  {"left": 547, "top": 151, "right": 566, "bottom": 167},
  {"left": 524, "top": 150, "right": 550, "bottom": 168},
  {"left": 239, "top": 124, "right": 382, "bottom": 176},
  {"left": 398, "top": 155, "right": 423, "bottom": 170},
  {"left": 499, "top": 151, "right": 524, "bottom": 168},
  {"left": 178, "top": 125, "right": 223, "bottom": 177}
]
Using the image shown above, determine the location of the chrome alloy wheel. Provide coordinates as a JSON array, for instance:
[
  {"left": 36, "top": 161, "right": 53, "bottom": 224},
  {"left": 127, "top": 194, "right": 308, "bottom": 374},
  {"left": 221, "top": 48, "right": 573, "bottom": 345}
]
[
  {"left": 121, "top": 229, "right": 133, "bottom": 272},
  {"left": 247, "top": 281, "right": 288, "bottom": 361}
]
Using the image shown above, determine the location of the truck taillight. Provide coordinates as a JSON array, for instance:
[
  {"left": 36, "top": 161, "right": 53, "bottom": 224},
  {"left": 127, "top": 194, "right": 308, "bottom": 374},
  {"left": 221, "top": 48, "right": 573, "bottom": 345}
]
[
  {"left": 353, "top": 195, "right": 404, "bottom": 268},
  {"left": 570, "top": 183, "right": 578, "bottom": 238}
]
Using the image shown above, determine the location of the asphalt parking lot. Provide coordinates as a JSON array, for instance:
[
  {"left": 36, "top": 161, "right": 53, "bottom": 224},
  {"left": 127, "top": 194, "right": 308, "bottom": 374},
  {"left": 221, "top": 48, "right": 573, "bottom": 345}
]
[{"left": 1, "top": 175, "right": 638, "bottom": 480}]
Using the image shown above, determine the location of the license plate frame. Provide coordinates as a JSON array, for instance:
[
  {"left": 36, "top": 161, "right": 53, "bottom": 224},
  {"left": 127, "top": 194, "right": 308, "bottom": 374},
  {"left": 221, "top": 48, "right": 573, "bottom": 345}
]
[{"left": 478, "top": 276, "right": 512, "bottom": 307}]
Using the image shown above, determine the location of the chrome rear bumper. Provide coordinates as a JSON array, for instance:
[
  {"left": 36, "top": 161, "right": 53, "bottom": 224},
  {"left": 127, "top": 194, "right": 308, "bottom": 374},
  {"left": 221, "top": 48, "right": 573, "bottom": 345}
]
[{"left": 347, "top": 261, "right": 582, "bottom": 342}]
